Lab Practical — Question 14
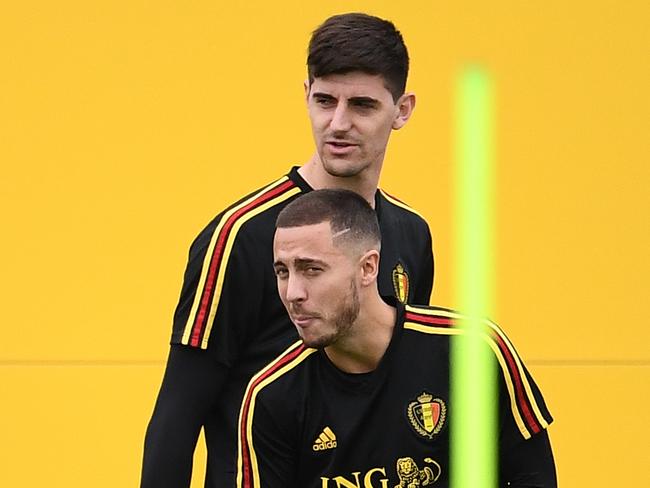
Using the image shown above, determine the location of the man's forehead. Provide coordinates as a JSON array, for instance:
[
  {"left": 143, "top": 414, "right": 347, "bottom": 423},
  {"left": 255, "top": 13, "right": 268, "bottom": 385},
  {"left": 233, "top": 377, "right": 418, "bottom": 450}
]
[
  {"left": 274, "top": 223, "right": 334, "bottom": 252},
  {"left": 274, "top": 222, "right": 348, "bottom": 258}
]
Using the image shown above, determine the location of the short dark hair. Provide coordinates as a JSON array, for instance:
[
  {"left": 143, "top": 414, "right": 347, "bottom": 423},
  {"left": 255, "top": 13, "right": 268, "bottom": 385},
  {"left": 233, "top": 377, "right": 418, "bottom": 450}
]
[
  {"left": 307, "top": 12, "right": 409, "bottom": 102},
  {"left": 276, "top": 189, "right": 381, "bottom": 252}
]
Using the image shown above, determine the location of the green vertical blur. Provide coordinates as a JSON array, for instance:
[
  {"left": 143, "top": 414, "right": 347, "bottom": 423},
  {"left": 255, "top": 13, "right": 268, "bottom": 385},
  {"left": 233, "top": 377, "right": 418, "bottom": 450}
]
[{"left": 450, "top": 66, "right": 498, "bottom": 488}]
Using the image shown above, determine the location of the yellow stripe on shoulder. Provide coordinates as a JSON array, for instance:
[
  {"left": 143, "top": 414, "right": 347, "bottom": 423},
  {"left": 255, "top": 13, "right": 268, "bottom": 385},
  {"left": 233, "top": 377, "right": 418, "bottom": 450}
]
[
  {"left": 180, "top": 175, "right": 301, "bottom": 347},
  {"left": 379, "top": 189, "right": 425, "bottom": 220},
  {"left": 404, "top": 304, "right": 548, "bottom": 438},
  {"left": 201, "top": 186, "right": 301, "bottom": 348},
  {"left": 236, "top": 342, "right": 316, "bottom": 488}
]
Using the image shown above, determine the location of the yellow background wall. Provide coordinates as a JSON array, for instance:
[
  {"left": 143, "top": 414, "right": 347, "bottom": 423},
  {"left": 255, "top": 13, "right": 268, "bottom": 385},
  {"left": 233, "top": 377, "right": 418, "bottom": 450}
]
[{"left": 1, "top": 1, "right": 648, "bottom": 486}]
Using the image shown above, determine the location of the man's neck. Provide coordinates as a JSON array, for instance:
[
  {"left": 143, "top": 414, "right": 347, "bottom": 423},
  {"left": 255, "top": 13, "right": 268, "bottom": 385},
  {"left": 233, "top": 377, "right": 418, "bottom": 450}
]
[
  {"left": 324, "top": 294, "right": 396, "bottom": 374},
  {"left": 298, "top": 154, "right": 381, "bottom": 208}
]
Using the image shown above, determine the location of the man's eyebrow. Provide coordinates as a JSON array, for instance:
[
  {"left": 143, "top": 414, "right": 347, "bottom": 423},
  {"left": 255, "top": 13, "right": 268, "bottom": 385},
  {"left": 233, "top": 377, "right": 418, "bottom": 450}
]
[
  {"left": 348, "top": 96, "right": 380, "bottom": 105},
  {"left": 311, "top": 93, "right": 380, "bottom": 106},
  {"left": 274, "top": 257, "right": 328, "bottom": 268},
  {"left": 294, "top": 257, "right": 327, "bottom": 267}
]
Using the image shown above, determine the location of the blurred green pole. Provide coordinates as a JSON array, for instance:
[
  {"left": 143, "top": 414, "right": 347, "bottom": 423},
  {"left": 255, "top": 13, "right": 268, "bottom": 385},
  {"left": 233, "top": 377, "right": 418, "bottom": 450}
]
[{"left": 450, "top": 66, "right": 497, "bottom": 488}]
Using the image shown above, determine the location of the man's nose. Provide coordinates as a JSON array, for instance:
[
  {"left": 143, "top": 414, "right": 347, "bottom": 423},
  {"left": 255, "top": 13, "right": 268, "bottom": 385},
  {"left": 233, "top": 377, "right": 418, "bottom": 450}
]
[
  {"left": 329, "top": 103, "right": 352, "bottom": 133},
  {"left": 285, "top": 274, "right": 307, "bottom": 303}
]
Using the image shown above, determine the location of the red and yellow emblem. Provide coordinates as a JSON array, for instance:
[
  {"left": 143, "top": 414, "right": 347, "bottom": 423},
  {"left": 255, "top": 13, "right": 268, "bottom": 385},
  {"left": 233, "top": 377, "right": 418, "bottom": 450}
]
[
  {"left": 407, "top": 392, "right": 446, "bottom": 439},
  {"left": 392, "top": 263, "right": 410, "bottom": 304}
]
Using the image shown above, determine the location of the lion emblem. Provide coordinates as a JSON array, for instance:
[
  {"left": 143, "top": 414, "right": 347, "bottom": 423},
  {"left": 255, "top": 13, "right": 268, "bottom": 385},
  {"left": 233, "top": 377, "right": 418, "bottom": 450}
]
[{"left": 395, "top": 456, "right": 441, "bottom": 487}]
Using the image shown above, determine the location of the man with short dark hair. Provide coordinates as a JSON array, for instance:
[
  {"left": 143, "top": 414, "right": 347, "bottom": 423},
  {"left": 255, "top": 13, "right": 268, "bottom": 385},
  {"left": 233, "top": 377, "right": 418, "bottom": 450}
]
[
  {"left": 141, "top": 13, "right": 434, "bottom": 488},
  {"left": 237, "top": 189, "right": 556, "bottom": 488},
  {"left": 307, "top": 13, "right": 409, "bottom": 103}
]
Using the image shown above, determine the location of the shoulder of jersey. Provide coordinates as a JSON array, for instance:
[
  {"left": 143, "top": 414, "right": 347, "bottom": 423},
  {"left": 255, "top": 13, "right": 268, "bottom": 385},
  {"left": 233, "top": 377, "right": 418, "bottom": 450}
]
[
  {"left": 404, "top": 304, "right": 553, "bottom": 440},
  {"left": 378, "top": 188, "right": 427, "bottom": 222},
  {"left": 213, "top": 174, "right": 303, "bottom": 233},
  {"left": 403, "top": 304, "right": 468, "bottom": 334},
  {"left": 180, "top": 175, "right": 303, "bottom": 349},
  {"left": 237, "top": 341, "right": 317, "bottom": 488},
  {"left": 241, "top": 340, "right": 316, "bottom": 403}
]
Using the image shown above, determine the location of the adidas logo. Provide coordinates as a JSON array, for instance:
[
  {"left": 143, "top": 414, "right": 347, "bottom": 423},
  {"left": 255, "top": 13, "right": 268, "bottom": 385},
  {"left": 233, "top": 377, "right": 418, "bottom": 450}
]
[{"left": 312, "top": 426, "right": 337, "bottom": 451}]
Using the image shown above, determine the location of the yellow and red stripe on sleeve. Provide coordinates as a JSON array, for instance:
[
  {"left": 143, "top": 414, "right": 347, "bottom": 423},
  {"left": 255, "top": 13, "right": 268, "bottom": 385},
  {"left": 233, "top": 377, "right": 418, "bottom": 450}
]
[
  {"left": 236, "top": 340, "right": 316, "bottom": 488},
  {"left": 404, "top": 305, "right": 551, "bottom": 439},
  {"left": 181, "top": 176, "right": 302, "bottom": 349}
]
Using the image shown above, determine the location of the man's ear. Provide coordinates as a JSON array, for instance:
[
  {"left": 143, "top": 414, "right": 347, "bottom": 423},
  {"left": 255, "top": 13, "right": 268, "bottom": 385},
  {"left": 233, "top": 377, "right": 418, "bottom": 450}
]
[
  {"left": 304, "top": 79, "right": 311, "bottom": 104},
  {"left": 359, "top": 250, "right": 380, "bottom": 286},
  {"left": 392, "top": 92, "right": 416, "bottom": 130}
]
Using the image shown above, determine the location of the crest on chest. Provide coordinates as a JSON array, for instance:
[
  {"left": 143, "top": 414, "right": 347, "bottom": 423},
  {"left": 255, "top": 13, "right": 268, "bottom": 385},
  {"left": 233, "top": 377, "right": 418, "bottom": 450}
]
[
  {"left": 392, "top": 263, "right": 410, "bottom": 304},
  {"left": 406, "top": 392, "right": 446, "bottom": 439}
]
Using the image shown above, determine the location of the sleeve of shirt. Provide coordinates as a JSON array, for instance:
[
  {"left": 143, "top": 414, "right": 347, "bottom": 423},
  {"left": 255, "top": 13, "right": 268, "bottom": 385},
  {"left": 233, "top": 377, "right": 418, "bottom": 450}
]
[
  {"left": 491, "top": 323, "right": 557, "bottom": 486},
  {"left": 141, "top": 209, "right": 268, "bottom": 486},
  {"left": 486, "top": 320, "right": 554, "bottom": 442},
  {"left": 411, "top": 221, "right": 434, "bottom": 305},
  {"left": 499, "top": 429, "right": 557, "bottom": 487},
  {"left": 170, "top": 211, "right": 266, "bottom": 366},
  {"left": 141, "top": 345, "right": 229, "bottom": 488},
  {"left": 239, "top": 389, "right": 297, "bottom": 488}
]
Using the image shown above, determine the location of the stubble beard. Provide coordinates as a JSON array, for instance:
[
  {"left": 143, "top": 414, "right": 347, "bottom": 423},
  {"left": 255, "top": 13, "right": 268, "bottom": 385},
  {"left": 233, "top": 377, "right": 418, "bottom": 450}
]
[
  {"left": 319, "top": 146, "right": 371, "bottom": 179},
  {"left": 304, "top": 280, "right": 360, "bottom": 350}
]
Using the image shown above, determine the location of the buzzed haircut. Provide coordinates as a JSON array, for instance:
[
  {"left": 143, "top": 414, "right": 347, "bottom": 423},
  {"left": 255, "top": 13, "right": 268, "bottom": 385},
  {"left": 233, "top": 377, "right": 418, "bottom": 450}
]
[
  {"left": 307, "top": 12, "right": 409, "bottom": 103},
  {"left": 276, "top": 189, "right": 381, "bottom": 251}
]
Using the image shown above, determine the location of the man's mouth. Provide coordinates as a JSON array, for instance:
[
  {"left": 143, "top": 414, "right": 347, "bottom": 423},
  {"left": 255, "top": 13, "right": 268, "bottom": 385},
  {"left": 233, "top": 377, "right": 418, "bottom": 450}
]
[
  {"left": 326, "top": 140, "right": 357, "bottom": 147},
  {"left": 290, "top": 307, "right": 320, "bottom": 326},
  {"left": 292, "top": 315, "right": 318, "bottom": 327},
  {"left": 325, "top": 141, "right": 358, "bottom": 154}
]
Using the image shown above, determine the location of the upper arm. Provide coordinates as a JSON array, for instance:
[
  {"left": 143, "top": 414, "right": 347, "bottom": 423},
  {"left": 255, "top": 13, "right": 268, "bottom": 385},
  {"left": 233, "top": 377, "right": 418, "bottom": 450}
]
[
  {"left": 418, "top": 223, "right": 434, "bottom": 304},
  {"left": 500, "top": 429, "right": 557, "bottom": 487},
  {"left": 170, "top": 215, "right": 268, "bottom": 365},
  {"left": 410, "top": 219, "right": 434, "bottom": 305},
  {"left": 151, "top": 345, "right": 229, "bottom": 416},
  {"left": 141, "top": 345, "right": 230, "bottom": 487},
  {"left": 489, "top": 324, "right": 556, "bottom": 486}
]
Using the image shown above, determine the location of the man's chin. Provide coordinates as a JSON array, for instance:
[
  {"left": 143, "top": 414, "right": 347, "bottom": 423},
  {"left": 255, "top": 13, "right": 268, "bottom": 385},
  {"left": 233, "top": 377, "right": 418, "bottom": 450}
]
[
  {"left": 300, "top": 334, "right": 333, "bottom": 350},
  {"left": 321, "top": 157, "right": 366, "bottom": 178}
]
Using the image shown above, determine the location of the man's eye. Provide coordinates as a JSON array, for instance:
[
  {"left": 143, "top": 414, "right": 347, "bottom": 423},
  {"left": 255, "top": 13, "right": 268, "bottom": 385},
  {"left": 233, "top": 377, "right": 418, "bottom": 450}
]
[
  {"left": 315, "top": 97, "right": 334, "bottom": 106},
  {"left": 305, "top": 267, "right": 322, "bottom": 275},
  {"left": 353, "top": 101, "right": 374, "bottom": 110},
  {"left": 275, "top": 268, "right": 288, "bottom": 279}
]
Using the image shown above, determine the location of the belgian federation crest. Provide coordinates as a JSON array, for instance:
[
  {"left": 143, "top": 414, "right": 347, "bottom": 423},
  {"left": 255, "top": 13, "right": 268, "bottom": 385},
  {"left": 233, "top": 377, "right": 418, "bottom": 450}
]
[
  {"left": 407, "top": 392, "right": 446, "bottom": 439},
  {"left": 392, "top": 263, "right": 410, "bottom": 304}
]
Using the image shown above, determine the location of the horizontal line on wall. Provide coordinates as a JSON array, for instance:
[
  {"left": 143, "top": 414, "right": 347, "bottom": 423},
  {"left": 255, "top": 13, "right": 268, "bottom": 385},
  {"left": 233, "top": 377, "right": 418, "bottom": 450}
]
[
  {"left": 0, "top": 360, "right": 166, "bottom": 367},
  {"left": 528, "top": 359, "right": 650, "bottom": 367},
  {"left": 0, "top": 359, "right": 648, "bottom": 367}
]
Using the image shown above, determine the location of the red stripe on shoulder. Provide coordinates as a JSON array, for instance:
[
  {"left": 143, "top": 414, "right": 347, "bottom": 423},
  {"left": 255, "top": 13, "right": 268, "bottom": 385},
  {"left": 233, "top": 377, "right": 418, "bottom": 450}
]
[
  {"left": 405, "top": 310, "right": 455, "bottom": 328},
  {"left": 190, "top": 179, "right": 296, "bottom": 347},
  {"left": 406, "top": 309, "right": 542, "bottom": 435},
  {"left": 240, "top": 343, "right": 307, "bottom": 488},
  {"left": 489, "top": 332, "right": 542, "bottom": 434}
]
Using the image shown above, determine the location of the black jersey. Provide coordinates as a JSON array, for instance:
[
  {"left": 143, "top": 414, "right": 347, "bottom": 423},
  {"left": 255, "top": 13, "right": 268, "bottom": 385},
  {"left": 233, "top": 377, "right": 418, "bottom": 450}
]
[
  {"left": 168, "top": 167, "right": 434, "bottom": 485},
  {"left": 237, "top": 302, "right": 554, "bottom": 488}
]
